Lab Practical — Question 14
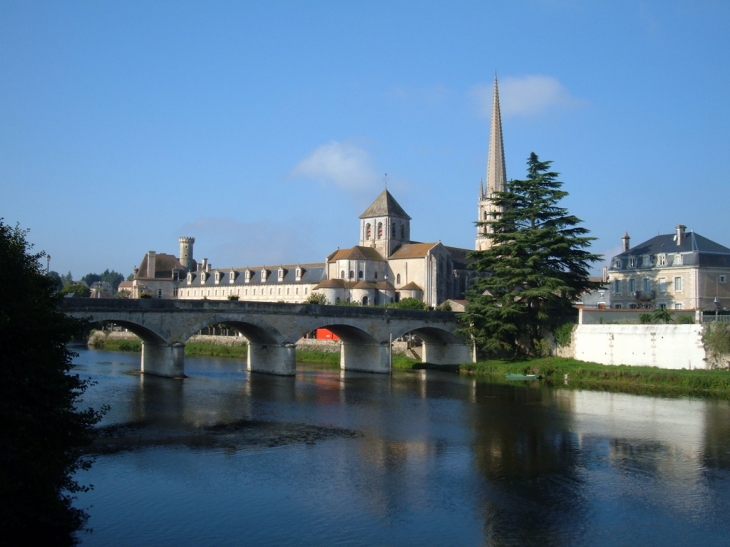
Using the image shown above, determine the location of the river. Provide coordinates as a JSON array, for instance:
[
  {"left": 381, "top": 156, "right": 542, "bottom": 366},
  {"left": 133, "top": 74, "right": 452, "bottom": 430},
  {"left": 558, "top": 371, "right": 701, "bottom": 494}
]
[{"left": 72, "top": 348, "right": 730, "bottom": 546}]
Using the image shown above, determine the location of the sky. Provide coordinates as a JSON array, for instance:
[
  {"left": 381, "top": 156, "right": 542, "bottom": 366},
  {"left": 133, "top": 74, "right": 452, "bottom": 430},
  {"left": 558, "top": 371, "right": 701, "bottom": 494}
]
[{"left": 2, "top": 0, "right": 729, "bottom": 279}]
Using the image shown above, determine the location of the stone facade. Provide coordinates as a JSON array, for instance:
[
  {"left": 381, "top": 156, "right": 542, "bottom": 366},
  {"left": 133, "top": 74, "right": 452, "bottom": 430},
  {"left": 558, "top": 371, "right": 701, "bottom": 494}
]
[{"left": 607, "top": 225, "right": 730, "bottom": 311}]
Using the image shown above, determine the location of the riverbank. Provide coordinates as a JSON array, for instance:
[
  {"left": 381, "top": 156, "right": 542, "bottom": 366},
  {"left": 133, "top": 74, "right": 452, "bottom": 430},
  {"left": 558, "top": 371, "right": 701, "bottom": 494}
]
[{"left": 461, "top": 357, "right": 730, "bottom": 394}]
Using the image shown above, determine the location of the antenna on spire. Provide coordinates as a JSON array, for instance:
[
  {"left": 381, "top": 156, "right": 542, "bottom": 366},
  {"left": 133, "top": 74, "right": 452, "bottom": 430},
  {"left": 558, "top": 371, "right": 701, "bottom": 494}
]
[{"left": 383, "top": 173, "right": 389, "bottom": 189}]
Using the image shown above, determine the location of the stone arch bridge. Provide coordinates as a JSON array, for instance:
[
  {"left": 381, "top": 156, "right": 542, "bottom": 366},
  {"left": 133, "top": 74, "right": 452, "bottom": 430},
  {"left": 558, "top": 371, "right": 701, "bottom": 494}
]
[{"left": 62, "top": 299, "right": 473, "bottom": 377}]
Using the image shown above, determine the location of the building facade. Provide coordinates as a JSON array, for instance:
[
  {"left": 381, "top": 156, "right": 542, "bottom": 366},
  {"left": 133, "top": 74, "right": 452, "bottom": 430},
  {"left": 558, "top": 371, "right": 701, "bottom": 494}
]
[{"left": 607, "top": 225, "right": 730, "bottom": 310}]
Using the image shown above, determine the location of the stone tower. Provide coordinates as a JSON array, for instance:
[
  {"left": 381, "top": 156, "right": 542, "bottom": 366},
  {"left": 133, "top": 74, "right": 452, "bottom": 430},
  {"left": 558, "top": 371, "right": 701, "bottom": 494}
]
[
  {"left": 178, "top": 236, "right": 195, "bottom": 272},
  {"left": 359, "top": 189, "right": 411, "bottom": 258},
  {"left": 475, "top": 74, "right": 507, "bottom": 251}
]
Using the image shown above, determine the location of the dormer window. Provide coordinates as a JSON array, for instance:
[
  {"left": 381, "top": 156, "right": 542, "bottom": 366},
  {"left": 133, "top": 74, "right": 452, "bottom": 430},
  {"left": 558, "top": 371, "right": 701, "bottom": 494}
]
[
  {"left": 642, "top": 255, "right": 651, "bottom": 267},
  {"left": 658, "top": 254, "right": 666, "bottom": 266},
  {"left": 628, "top": 257, "right": 636, "bottom": 268},
  {"left": 187, "top": 273, "right": 193, "bottom": 285},
  {"left": 200, "top": 272, "right": 207, "bottom": 283},
  {"left": 278, "top": 268, "right": 285, "bottom": 282},
  {"left": 295, "top": 267, "right": 302, "bottom": 281},
  {"left": 613, "top": 258, "right": 622, "bottom": 269},
  {"left": 673, "top": 254, "right": 683, "bottom": 266},
  {"left": 229, "top": 271, "right": 236, "bottom": 283},
  {"left": 215, "top": 272, "right": 222, "bottom": 284},
  {"left": 245, "top": 270, "right": 252, "bottom": 283},
  {"left": 172, "top": 270, "right": 179, "bottom": 281},
  {"left": 261, "top": 269, "right": 268, "bottom": 282}
]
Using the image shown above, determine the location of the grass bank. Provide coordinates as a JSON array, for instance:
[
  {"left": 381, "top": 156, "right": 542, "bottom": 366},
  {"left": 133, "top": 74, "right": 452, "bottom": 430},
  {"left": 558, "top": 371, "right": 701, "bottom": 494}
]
[{"left": 459, "top": 357, "right": 730, "bottom": 393}]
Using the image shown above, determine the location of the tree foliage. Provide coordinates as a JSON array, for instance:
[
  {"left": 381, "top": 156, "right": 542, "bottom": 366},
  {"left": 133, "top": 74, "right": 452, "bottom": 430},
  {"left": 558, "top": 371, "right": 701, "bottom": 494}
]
[
  {"left": 389, "top": 297, "right": 427, "bottom": 310},
  {"left": 60, "top": 283, "right": 91, "bottom": 298},
  {"left": 462, "top": 153, "right": 602, "bottom": 357},
  {"left": 0, "top": 221, "right": 106, "bottom": 544}
]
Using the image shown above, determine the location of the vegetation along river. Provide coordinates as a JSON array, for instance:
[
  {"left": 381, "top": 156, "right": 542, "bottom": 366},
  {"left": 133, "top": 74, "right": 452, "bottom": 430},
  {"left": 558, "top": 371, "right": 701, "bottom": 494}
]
[{"left": 73, "top": 347, "right": 730, "bottom": 546}]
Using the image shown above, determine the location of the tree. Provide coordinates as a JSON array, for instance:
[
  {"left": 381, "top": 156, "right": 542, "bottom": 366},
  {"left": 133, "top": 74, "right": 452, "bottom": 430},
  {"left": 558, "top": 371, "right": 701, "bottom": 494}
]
[
  {"left": 462, "top": 153, "right": 602, "bottom": 357},
  {"left": 0, "top": 221, "right": 105, "bottom": 544},
  {"left": 305, "top": 292, "right": 328, "bottom": 305},
  {"left": 389, "top": 297, "right": 427, "bottom": 310},
  {"left": 60, "top": 283, "right": 91, "bottom": 298}
]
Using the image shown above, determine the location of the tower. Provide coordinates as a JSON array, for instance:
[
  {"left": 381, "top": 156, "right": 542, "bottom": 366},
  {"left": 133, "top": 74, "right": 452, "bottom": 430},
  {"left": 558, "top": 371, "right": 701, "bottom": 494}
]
[
  {"left": 178, "top": 236, "right": 195, "bottom": 272},
  {"left": 476, "top": 74, "right": 507, "bottom": 251},
  {"left": 359, "top": 189, "right": 411, "bottom": 258}
]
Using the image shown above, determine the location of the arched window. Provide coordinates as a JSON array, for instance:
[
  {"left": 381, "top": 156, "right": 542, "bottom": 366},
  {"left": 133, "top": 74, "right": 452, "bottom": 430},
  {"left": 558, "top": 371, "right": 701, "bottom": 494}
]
[
  {"left": 358, "top": 270, "right": 363, "bottom": 279},
  {"left": 483, "top": 210, "right": 488, "bottom": 221},
  {"left": 377, "top": 222, "right": 383, "bottom": 238},
  {"left": 396, "top": 273, "right": 401, "bottom": 285},
  {"left": 366, "top": 223, "right": 371, "bottom": 239},
  {"left": 349, "top": 270, "right": 354, "bottom": 279},
  {"left": 341, "top": 270, "right": 345, "bottom": 279},
  {"left": 362, "top": 296, "right": 369, "bottom": 306},
  {"left": 400, "top": 225, "right": 405, "bottom": 239}
]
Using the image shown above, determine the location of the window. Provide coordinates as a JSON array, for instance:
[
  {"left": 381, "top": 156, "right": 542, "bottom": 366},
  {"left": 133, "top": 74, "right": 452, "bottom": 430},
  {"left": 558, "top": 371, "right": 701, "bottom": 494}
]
[
  {"left": 628, "top": 279, "right": 636, "bottom": 293},
  {"left": 245, "top": 270, "right": 251, "bottom": 282},
  {"left": 658, "top": 303, "right": 667, "bottom": 309},
  {"left": 374, "top": 272, "right": 378, "bottom": 279},
  {"left": 397, "top": 273, "right": 401, "bottom": 285},
  {"left": 674, "top": 303, "right": 683, "bottom": 310},
  {"left": 269, "top": 288, "right": 272, "bottom": 295},
  {"left": 401, "top": 225, "right": 405, "bottom": 239},
  {"left": 157, "top": 289, "right": 162, "bottom": 298},
  {"left": 628, "top": 257, "right": 636, "bottom": 268},
  {"left": 658, "top": 277, "right": 667, "bottom": 293},
  {"left": 674, "top": 254, "right": 683, "bottom": 266},
  {"left": 613, "top": 258, "right": 622, "bottom": 269},
  {"left": 173, "top": 271, "right": 179, "bottom": 281},
  {"left": 214, "top": 290, "right": 217, "bottom": 296},
  {"left": 674, "top": 276, "right": 683, "bottom": 291},
  {"left": 613, "top": 279, "right": 622, "bottom": 293},
  {"left": 296, "top": 288, "right": 299, "bottom": 295},
  {"left": 349, "top": 270, "right": 354, "bottom": 279},
  {"left": 341, "top": 270, "right": 345, "bottom": 279},
  {"left": 366, "top": 223, "right": 372, "bottom": 239},
  {"left": 720, "top": 275, "right": 727, "bottom": 283},
  {"left": 614, "top": 304, "right": 622, "bottom": 309},
  {"left": 187, "top": 273, "right": 193, "bottom": 284},
  {"left": 642, "top": 278, "right": 652, "bottom": 291},
  {"left": 377, "top": 222, "right": 383, "bottom": 238},
  {"left": 278, "top": 288, "right": 281, "bottom": 295},
  {"left": 229, "top": 271, "right": 235, "bottom": 283},
  {"left": 642, "top": 255, "right": 651, "bottom": 267},
  {"left": 215, "top": 272, "right": 221, "bottom": 284},
  {"left": 658, "top": 254, "right": 666, "bottom": 266},
  {"left": 253, "top": 289, "right": 256, "bottom": 295},
  {"left": 173, "top": 287, "right": 178, "bottom": 297},
  {"left": 358, "top": 270, "right": 363, "bottom": 279},
  {"left": 261, "top": 269, "right": 268, "bottom": 282},
  {"left": 296, "top": 268, "right": 302, "bottom": 281}
]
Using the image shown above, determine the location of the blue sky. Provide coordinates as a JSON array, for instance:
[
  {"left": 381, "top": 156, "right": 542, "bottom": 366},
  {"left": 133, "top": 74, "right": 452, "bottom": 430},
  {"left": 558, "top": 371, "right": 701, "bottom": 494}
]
[{"left": 2, "top": 1, "right": 728, "bottom": 279}]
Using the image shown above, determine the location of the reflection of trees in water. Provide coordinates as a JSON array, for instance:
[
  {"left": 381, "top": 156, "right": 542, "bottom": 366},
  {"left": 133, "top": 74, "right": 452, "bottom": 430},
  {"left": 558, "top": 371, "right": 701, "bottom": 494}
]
[
  {"left": 703, "top": 399, "right": 730, "bottom": 471},
  {"left": 472, "top": 383, "right": 588, "bottom": 547}
]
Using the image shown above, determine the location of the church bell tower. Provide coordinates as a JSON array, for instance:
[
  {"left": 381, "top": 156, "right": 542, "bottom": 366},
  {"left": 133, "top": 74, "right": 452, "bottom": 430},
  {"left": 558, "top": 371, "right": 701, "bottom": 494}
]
[{"left": 476, "top": 74, "right": 507, "bottom": 251}]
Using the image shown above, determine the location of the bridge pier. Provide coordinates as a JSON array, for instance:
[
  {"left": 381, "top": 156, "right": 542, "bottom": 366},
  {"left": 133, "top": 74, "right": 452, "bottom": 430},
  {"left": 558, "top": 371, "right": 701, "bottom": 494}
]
[
  {"left": 141, "top": 342, "right": 186, "bottom": 378},
  {"left": 247, "top": 343, "right": 296, "bottom": 376},
  {"left": 421, "top": 342, "right": 473, "bottom": 365},
  {"left": 340, "top": 341, "right": 390, "bottom": 373}
]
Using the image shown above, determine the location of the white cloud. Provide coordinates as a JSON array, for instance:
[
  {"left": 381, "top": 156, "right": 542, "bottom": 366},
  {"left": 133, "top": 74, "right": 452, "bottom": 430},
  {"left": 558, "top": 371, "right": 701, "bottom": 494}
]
[
  {"left": 471, "top": 74, "right": 586, "bottom": 119},
  {"left": 290, "top": 141, "right": 381, "bottom": 193}
]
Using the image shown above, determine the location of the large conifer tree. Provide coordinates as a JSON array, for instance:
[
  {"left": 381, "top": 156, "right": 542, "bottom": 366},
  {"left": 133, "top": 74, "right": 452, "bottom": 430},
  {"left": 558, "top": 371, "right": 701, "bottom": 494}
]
[{"left": 463, "top": 153, "right": 602, "bottom": 357}]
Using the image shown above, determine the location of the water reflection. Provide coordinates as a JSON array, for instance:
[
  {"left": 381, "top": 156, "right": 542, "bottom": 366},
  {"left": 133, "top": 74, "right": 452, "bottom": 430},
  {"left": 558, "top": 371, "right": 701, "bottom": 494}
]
[{"left": 74, "top": 349, "right": 730, "bottom": 547}]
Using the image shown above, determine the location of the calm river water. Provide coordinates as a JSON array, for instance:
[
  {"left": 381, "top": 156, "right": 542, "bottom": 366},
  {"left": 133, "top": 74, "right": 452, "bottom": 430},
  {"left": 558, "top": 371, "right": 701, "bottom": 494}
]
[{"left": 73, "top": 348, "right": 730, "bottom": 546}]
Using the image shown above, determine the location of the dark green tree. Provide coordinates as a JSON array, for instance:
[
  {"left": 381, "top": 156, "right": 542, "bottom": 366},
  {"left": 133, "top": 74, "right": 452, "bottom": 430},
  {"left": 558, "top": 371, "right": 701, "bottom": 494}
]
[
  {"left": 47, "top": 270, "right": 64, "bottom": 292},
  {"left": 0, "top": 221, "right": 105, "bottom": 544},
  {"left": 462, "top": 153, "right": 602, "bottom": 357},
  {"left": 60, "top": 283, "right": 91, "bottom": 298}
]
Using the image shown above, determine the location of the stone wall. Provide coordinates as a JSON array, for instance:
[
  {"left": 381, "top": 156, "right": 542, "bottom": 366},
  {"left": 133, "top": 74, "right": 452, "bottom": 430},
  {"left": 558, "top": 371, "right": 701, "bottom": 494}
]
[{"left": 573, "top": 324, "right": 706, "bottom": 369}]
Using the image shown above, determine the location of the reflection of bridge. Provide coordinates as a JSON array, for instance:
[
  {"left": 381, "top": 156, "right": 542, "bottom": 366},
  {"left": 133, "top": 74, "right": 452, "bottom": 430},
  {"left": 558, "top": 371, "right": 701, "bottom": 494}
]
[{"left": 63, "top": 299, "right": 473, "bottom": 377}]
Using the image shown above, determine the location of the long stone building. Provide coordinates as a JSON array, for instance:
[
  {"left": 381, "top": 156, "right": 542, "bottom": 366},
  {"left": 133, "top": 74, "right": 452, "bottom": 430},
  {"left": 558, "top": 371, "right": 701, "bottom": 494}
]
[{"left": 131, "top": 77, "right": 510, "bottom": 307}]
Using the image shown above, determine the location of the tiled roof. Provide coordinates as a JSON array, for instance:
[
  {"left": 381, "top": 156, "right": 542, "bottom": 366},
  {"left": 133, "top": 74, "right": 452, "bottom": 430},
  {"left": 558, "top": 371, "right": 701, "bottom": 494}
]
[
  {"left": 389, "top": 243, "right": 437, "bottom": 259},
  {"left": 136, "top": 253, "right": 185, "bottom": 280},
  {"left": 400, "top": 281, "right": 423, "bottom": 291},
  {"left": 611, "top": 231, "right": 730, "bottom": 269},
  {"left": 359, "top": 190, "right": 411, "bottom": 220},
  {"left": 191, "top": 263, "right": 326, "bottom": 287},
  {"left": 328, "top": 246, "right": 385, "bottom": 262}
]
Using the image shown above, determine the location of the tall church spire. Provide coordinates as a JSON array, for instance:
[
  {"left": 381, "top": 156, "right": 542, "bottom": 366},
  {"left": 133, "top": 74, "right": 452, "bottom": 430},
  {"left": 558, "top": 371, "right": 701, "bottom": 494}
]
[
  {"left": 486, "top": 73, "right": 506, "bottom": 196},
  {"left": 476, "top": 73, "right": 507, "bottom": 251}
]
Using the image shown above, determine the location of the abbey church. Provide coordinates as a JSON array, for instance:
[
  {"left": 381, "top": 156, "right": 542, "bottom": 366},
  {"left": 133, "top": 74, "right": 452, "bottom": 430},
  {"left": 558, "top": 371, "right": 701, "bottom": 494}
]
[{"left": 131, "top": 77, "right": 507, "bottom": 307}]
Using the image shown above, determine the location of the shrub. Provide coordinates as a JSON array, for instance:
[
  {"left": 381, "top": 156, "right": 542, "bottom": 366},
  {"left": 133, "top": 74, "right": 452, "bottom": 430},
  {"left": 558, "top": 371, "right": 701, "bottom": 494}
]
[
  {"left": 389, "top": 297, "right": 426, "bottom": 310},
  {"left": 305, "top": 293, "right": 328, "bottom": 305},
  {"left": 639, "top": 313, "right": 653, "bottom": 324},
  {"left": 553, "top": 322, "right": 575, "bottom": 347},
  {"left": 653, "top": 308, "right": 674, "bottom": 324},
  {"left": 677, "top": 315, "right": 694, "bottom": 324}
]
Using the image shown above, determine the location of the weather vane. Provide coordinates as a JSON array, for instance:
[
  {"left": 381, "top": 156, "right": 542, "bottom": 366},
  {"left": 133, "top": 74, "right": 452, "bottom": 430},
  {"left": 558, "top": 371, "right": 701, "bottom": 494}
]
[{"left": 383, "top": 173, "right": 388, "bottom": 189}]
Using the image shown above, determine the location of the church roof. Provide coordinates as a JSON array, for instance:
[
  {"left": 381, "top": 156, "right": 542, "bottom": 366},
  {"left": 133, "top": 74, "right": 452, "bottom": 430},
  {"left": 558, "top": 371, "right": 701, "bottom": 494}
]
[
  {"left": 400, "top": 282, "right": 423, "bottom": 292},
  {"left": 359, "top": 190, "right": 411, "bottom": 220},
  {"left": 485, "top": 74, "right": 506, "bottom": 196},
  {"left": 328, "top": 246, "right": 385, "bottom": 262},
  {"left": 389, "top": 243, "right": 438, "bottom": 259}
]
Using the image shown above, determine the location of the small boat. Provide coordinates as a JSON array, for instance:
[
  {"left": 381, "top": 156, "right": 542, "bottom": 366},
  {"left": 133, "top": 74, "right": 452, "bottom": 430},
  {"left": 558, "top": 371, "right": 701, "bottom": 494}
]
[{"left": 505, "top": 373, "right": 540, "bottom": 381}]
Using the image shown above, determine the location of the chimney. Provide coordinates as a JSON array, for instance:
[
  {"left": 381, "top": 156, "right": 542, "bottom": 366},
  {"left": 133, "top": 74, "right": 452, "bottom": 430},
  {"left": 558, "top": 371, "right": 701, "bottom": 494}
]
[
  {"left": 675, "top": 225, "right": 686, "bottom": 246},
  {"left": 200, "top": 258, "right": 207, "bottom": 272},
  {"left": 621, "top": 232, "right": 630, "bottom": 252},
  {"left": 602, "top": 266, "right": 608, "bottom": 283},
  {"left": 146, "top": 251, "right": 156, "bottom": 278}
]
